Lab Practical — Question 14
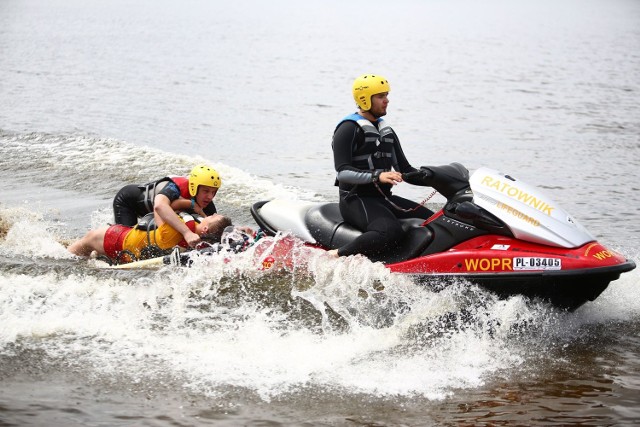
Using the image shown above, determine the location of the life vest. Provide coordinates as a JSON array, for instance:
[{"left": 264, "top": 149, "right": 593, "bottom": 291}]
[
  {"left": 134, "top": 210, "right": 200, "bottom": 232},
  {"left": 337, "top": 113, "right": 399, "bottom": 172},
  {"left": 139, "top": 175, "right": 189, "bottom": 213},
  {"left": 153, "top": 212, "right": 200, "bottom": 255},
  {"left": 123, "top": 212, "right": 201, "bottom": 260},
  {"left": 171, "top": 176, "right": 191, "bottom": 199}
]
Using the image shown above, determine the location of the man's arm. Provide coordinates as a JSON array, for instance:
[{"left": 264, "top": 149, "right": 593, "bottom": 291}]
[
  {"left": 333, "top": 121, "right": 376, "bottom": 184},
  {"left": 154, "top": 194, "right": 201, "bottom": 247},
  {"left": 170, "top": 197, "right": 206, "bottom": 217}
]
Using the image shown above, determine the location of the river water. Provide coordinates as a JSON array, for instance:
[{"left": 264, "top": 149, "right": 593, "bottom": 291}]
[{"left": 1, "top": 0, "right": 639, "bottom": 425}]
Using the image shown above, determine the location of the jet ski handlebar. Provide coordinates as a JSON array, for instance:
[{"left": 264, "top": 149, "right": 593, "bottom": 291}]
[{"left": 402, "top": 162, "right": 471, "bottom": 200}]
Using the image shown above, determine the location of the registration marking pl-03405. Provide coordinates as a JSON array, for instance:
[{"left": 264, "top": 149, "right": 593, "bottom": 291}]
[{"left": 513, "top": 257, "right": 562, "bottom": 271}]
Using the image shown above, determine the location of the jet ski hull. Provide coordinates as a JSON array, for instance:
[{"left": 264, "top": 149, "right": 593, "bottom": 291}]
[
  {"left": 406, "top": 262, "right": 634, "bottom": 311},
  {"left": 249, "top": 164, "right": 637, "bottom": 311},
  {"left": 387, "top": 236, "right": 635, "bottom": 310}
]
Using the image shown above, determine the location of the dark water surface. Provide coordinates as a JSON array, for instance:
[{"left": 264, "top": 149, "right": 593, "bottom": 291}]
[{"left": 1, "top": 0, "right": 639, "bottom": 425}]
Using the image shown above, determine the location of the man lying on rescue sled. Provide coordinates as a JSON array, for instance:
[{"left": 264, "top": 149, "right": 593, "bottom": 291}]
[{"left": 67, "top": 211, "right": 232, "bottom": 264}]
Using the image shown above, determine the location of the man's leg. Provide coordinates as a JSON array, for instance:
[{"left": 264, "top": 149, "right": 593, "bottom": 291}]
[{"left": 67, "top": 227, "right": 109, "bottom": 257}]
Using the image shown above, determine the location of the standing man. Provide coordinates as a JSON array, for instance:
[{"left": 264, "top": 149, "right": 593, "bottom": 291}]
[{"left": 330, "top": 74, "right": 433, "bottom": 257}]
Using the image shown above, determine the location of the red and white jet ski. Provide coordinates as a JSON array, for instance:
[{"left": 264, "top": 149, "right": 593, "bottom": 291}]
[{"left": 251, "top": 163, "right": 636, "bottom": 310}]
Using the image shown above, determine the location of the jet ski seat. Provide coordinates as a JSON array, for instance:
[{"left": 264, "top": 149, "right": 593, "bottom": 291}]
[{"left": 305, "top": 203, "right": 434, "bottom": 263}]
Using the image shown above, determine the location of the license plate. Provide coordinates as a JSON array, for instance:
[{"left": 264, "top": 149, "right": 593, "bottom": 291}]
[{"left": 513, "top": 257, "right": 562, "bottom": 271}]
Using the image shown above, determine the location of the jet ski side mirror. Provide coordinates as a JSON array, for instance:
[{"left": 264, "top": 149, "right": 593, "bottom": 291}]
[
  {"left": 454, "top": 201, "right": 505, "bottom": 230},
  {"left": 455, "top": 201, "right": 483, "bottom": 219}
]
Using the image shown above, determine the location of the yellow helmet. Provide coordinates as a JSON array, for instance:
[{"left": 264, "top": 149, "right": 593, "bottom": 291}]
[
  {"left": 188, "top": 164, "right": 221, "bottom": 197},
  {"left": 352, "top": 74, "right": 390, "bottom": 111}
]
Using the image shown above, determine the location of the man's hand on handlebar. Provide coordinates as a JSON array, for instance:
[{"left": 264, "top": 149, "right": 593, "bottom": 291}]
[
  {"left": 379, "top": 171, "right": 403, "bottom": 185},
  {"left": 402, "top": 167, "right": 434, "bottom": 186}
]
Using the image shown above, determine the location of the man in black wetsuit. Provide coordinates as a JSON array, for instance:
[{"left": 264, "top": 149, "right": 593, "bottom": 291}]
[{"left": 330, "top": 74, "right": 434, "bottom": 258}]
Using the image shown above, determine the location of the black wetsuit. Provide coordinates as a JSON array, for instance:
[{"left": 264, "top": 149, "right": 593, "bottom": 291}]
[
  {"left": 332, "top": 117, "right": 433, "bottom": 257},
  {"left": 113, "top": 178, "right": 216, "bottom": 226}
]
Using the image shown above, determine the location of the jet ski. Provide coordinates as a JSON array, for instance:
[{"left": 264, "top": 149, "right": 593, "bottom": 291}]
[{"left": 250, "top": 163, "right": 636, "bottom": 310}]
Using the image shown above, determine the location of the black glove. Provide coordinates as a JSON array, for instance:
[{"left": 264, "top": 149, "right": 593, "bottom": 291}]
[{"left": 402, "top": 167, "right": 434, "bottom": 186}]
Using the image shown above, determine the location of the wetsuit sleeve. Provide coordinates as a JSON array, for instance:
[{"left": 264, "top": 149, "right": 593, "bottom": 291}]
[
  {"left": 333, "top": 121, "right": 377, "bottom": 185},
  {"left": 203, "top": 202, "right": 217, "bottom": 216},
  {"left": 391, "top": 133, "right": 417, "bottom": 174},
  {"left": 157, "top": 182, "right": 182, "bottom": 203},
  {"left": 392, "top": 137, "right": 434, "bottom": 186}
]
